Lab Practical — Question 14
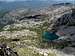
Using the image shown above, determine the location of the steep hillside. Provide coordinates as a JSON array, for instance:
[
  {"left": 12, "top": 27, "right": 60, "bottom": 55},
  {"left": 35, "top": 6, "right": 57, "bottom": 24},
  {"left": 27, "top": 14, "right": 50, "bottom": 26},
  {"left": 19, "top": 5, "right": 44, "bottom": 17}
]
[{"left": 0, "top": 4, "right": 75, "bottom": 56}]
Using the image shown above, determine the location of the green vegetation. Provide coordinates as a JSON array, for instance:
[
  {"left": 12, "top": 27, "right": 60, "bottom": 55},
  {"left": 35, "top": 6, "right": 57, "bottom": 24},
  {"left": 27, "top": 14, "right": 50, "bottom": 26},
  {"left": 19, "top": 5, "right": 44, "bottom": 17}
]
[
  {"left": 15, "top": 48, "right": 44, "bottom": 56},
  {"left": 15, "top": 47, "right": 57, "bottom": 56}
]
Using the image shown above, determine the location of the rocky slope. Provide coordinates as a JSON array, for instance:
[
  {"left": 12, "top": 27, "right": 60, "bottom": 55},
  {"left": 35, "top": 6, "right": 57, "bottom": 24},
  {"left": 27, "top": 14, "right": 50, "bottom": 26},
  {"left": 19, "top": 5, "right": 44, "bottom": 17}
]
[{"left": 0, "top": 4, "right": 75, "bottom": 56}]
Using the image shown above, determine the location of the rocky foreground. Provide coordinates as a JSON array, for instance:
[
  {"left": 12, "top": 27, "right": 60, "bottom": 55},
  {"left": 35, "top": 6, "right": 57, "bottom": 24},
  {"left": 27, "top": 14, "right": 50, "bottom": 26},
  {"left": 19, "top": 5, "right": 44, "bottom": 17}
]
[{"left": 0, "top": 4, "right": 75, "bottom": 56}]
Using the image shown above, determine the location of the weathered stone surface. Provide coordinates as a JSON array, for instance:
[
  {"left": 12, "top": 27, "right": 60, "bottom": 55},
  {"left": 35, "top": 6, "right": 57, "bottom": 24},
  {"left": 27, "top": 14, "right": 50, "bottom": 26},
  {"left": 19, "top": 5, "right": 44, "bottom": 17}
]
[{"left": 0, "top": 30, "right": 37, "bottom": 39}]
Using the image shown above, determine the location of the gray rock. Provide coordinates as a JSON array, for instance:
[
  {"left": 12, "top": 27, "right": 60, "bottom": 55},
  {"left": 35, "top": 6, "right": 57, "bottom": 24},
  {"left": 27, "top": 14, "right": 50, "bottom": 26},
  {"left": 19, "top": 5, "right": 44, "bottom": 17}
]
[
  {"left": 0, "top": 43, "right": 18, "bottom": 56},
  {"left": 62, "top": 47, "right": 75, "bottom": 55}
]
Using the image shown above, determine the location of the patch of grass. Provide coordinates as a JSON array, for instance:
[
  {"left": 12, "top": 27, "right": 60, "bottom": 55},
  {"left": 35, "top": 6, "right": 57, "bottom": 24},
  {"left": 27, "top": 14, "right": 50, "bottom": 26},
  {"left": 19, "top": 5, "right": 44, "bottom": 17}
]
[
  {"left": 48, "top": 52, "right": 57, "bottom": 56},
  {"left": 16, "top": 48, "right": 44, "bottom": 56}
]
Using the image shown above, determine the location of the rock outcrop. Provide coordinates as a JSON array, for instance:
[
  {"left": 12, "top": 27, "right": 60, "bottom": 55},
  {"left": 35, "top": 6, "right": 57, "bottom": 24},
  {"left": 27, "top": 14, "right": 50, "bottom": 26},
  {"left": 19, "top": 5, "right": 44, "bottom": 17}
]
[{"left": 0, "top": 43, "right": 18, "bottom": 56}]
